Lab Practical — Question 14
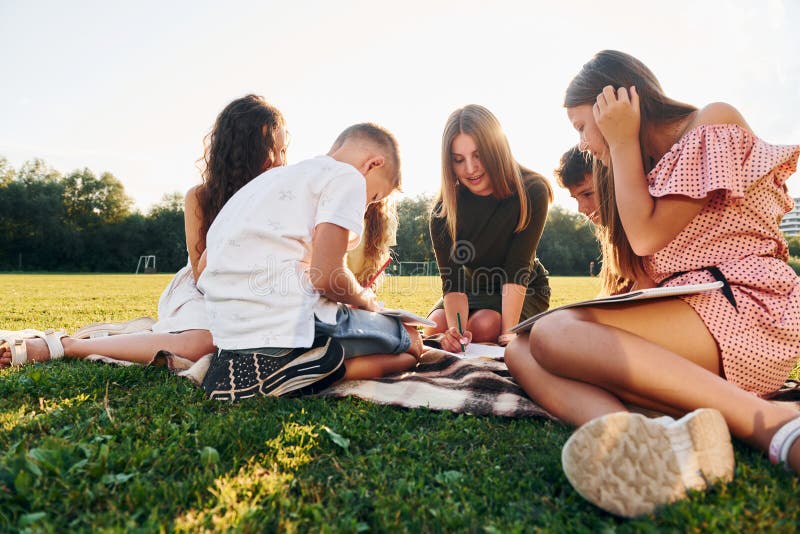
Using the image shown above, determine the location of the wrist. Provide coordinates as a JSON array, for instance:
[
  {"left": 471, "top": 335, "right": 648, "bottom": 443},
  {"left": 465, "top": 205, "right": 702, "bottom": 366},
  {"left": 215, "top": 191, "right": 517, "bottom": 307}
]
[
  {"left": 608, "top": 137, "right": 640, "bottom": 155},
  {"left": 357, "top": 286, "right": 376, "bottom": 307}
]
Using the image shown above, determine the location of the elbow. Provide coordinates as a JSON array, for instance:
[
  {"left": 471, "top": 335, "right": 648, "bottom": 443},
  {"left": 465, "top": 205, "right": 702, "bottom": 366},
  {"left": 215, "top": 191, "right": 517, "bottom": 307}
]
[
  {"left": 311, "top": 277, "right": 333, "bottom": 296},
  {"left": 308, "top": 267, "right": 332, "bottom": 294},
  {"left": 310, "top": 267, "right": 344, "bottom": 299}
]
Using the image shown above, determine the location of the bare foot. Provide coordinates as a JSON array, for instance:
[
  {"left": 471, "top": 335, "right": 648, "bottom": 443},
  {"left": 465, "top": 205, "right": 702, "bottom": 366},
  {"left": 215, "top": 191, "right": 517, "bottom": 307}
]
[
  {"left": 404, "top": 325, "right": 424, "bottom": 358},
  {"left": 0, "top": 337, "right": 53, "bottom": 367}
]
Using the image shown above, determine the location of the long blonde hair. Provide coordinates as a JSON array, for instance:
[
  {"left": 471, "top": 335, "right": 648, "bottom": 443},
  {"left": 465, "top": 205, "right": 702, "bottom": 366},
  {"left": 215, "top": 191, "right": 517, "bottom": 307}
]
[
  {"left": 432, "top": 104, "right": 551, "bottom": 245},
  {"left": 351, "top": 197, "right": 398, "bottom": 288},
  {"left": 565, "top": 50, "right": 696, "bottom": 291}
]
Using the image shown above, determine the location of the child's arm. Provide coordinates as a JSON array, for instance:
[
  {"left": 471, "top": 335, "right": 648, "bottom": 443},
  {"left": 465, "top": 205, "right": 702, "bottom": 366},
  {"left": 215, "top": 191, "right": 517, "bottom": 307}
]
[
  {"left": 184, "top": 185, "right": 205, "bottom": 282},
  {"left": 310, "top": 222, "right": 378, "bottom": 311}
]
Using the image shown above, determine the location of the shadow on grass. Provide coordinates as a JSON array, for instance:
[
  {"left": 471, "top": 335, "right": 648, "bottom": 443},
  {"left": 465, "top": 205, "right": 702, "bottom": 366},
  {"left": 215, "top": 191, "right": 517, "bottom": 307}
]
[{"left": 0, "top": 361, "right": 799, "bottom": 532}]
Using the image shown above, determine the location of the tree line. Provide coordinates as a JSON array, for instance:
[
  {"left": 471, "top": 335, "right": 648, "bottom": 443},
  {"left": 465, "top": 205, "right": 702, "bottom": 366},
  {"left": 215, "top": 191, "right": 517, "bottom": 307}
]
[
  {"left": 12, "top": 156, "right": 799, "bottom": 276},
  {"left": 0, "top": 157, "right": 186, "bottom": 272}
]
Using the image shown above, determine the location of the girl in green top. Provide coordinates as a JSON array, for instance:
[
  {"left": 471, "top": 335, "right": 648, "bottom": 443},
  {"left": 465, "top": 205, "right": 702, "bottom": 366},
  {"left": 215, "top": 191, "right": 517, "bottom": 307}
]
[{"left": 424, "top": 104, "right": 553, "bottom": 353}]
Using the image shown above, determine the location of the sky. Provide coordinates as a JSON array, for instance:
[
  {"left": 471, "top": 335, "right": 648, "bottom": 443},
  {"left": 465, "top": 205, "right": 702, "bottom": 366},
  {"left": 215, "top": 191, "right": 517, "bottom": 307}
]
[{"left": 1, "top": 0, "right": 799, "bottom": 214}]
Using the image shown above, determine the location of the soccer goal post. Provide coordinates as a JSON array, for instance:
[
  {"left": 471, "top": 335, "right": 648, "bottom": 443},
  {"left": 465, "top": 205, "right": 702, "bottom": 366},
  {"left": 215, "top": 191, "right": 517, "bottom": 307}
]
[{"left": 135, "top": 255, "right": 157, "bottom": 274}]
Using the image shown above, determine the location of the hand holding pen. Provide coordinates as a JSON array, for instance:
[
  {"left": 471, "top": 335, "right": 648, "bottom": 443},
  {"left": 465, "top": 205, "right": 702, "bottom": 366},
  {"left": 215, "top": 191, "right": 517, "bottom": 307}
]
[{"left": 441, "top": 315, "right": 472, "bottom": 353}]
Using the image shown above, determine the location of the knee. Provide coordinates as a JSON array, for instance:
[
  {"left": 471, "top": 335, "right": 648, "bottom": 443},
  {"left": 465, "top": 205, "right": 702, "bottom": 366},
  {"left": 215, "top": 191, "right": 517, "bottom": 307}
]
[
  {"left": 504, "top": 335, "right": 529, "bottom": 372},
  {"left": 181, "top": 330, "right": 216, "bottom": 360},
  {"left": 423, "top": 309, "right": 447, "bottom": 336},
  {"left": 468, "top": 311, "right": 501, "bottom": 342},
  {"left": 504, "top": 335, "right": 557, "bottom": 395},
  {"left": 528, "top": 310, "right": 580, "bottom": 371}
]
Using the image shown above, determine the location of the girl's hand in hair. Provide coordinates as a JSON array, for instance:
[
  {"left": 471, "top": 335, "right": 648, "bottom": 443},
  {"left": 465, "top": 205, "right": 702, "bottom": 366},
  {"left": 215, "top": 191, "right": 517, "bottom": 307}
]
[{"left": 593, "top": 85, "right": 640, "bottom": 148}]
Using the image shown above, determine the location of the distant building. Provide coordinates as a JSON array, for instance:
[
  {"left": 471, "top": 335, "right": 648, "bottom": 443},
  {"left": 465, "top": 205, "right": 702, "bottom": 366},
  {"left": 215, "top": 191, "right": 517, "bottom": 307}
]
[{"left": 781, "top": 197, "right": 800, "bottom": 237}]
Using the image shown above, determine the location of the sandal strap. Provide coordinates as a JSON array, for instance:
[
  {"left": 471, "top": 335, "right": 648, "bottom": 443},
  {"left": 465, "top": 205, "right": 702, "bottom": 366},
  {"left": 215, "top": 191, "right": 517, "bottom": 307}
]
[
  {"left": 768, "top": 417, "right": 800, "bottom": 467},
  {"left": 42, "top": 329, "right": 67, "bottom": 360},
  {"left": 11, "top": 339, "right": 28, "bottom": 366}
]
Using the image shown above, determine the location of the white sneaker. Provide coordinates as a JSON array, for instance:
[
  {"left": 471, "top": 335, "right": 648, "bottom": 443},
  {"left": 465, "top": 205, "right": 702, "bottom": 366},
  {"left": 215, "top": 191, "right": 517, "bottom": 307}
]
[{"left": 561, "top": 408, "right": 734, "bottom": 518}]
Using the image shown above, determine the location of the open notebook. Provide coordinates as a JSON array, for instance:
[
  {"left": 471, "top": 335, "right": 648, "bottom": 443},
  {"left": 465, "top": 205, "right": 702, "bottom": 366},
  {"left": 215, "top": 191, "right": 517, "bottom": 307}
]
[
  {"left": 510, "top": 281, "right": 724, "bottom": 333},
  {"left": 378, "top": 308, "right": 437, "bottom": 327}
]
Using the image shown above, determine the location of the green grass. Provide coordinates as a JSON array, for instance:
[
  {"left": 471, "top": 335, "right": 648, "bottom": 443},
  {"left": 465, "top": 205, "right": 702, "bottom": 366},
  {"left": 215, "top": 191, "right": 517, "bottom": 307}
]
[{"left": 0, "top": 274, "right": 798, "bottom": 532}]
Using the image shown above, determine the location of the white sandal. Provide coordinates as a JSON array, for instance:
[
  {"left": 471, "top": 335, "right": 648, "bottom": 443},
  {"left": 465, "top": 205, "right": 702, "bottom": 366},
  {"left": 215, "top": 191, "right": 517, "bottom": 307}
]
[
  {"left": 769, "top": 417, "right": 800, "bottom": 470},
  {"left": 3, "top": 329, "right": 68, "bottom": 366}
]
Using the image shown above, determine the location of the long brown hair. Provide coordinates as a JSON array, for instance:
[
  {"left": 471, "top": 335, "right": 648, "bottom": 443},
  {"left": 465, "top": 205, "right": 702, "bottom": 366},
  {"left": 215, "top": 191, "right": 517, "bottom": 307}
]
[
  {"left": 565, "top": 50, "right": 696, "bottom": 292},
  {"left": 433, "top": 104, "right": 552, "bottom": 245},
  {"left": 195, "top": 95, "right": 285, "bottom": 255}
]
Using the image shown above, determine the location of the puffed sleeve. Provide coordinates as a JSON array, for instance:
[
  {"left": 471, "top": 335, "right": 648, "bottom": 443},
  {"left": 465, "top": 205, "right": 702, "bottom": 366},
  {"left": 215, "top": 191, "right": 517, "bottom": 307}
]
[
  {"left": 648, "top": 125, "right": 750, "bottom": 201},
  {"left": 648, "top": 124, "right": 800, "bottom": 202}
]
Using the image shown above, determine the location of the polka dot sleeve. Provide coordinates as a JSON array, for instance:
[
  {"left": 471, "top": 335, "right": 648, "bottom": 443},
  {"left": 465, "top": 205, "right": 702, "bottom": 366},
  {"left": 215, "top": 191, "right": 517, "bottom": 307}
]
[
  {"left": 648, "top": 124, "right": 800, "bottom": 202},
  {"left": 647, "top": 124, "right": 751, "bottom": 201}
]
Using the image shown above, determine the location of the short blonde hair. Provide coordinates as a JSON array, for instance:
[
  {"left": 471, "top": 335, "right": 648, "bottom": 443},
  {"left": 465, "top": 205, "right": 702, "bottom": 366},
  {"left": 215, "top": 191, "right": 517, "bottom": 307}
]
[{"left": 332, "top": 123, "right": 402, "bottom": 190}]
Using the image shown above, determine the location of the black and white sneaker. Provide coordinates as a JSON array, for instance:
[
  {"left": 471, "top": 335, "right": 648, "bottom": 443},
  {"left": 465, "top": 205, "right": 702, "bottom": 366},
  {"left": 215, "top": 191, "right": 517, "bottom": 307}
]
[
  {"left": 202, "top": 336, "right": 344, "bottom": 401},
  {"left": 289, "top": 361, "right": 347, "bottom": 397}
]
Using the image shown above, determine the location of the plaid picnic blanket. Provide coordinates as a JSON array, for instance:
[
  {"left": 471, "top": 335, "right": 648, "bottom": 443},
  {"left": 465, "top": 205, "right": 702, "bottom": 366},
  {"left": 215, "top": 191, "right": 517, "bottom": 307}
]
[{"left": 317, "top": 350, "right": 553, "bottom": 418}]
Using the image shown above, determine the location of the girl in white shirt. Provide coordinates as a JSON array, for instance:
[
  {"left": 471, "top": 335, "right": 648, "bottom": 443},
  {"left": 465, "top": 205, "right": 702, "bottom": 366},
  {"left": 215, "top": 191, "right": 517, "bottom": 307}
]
[{"left": 1, "top": 95, "right": 289, "bottom": 366}]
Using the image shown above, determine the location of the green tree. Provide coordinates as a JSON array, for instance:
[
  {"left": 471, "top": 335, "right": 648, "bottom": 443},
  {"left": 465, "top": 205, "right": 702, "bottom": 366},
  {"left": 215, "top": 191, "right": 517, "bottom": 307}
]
[
  {"left": 537, "top": 205, "right": 600, "bottom": 275},
  {"left": 395, "top": 194, "right": 434, "bottom": 262},
  {"left": 87, "top": 213, "right": 150, "bottom": 271},
  {"left": 143, "top": 192, "right": 187, "bottom": 273},
  {"left": 16, "top": 158, "right": 61, "bottom": 184},
  {"left": 787, "top": 235, "right": 800, "bottom": 258},
  {"left": 0, "top": 156, "right": 14, "bottom": 186},
  {"left": 0, "top": 159, "right": 67, "bottom": 270},
  {"left": 0, "top": 167, "right": 69, "bottom": 270},
  {"left": 62, "top": 168, "right": 133, "bottom": 230}
]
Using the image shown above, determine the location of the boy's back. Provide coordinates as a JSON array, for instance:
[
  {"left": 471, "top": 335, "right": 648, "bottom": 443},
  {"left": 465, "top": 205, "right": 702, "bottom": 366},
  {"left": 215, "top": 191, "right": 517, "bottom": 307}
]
[{"left": 198, "top": 155, "right": 366, "bottom": 350}]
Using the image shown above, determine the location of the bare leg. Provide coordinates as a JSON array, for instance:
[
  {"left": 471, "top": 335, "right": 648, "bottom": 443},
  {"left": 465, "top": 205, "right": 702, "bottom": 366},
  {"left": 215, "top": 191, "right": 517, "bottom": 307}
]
[
  {"left": 510, "top": 297, "right": 800, "bottom": 471},
  {"left": 505, "top": 335, "right": 627, "bottom": 422},
  {"left": 342, "top": 353, "right": 418, "bottom": 380},
  {"left": 0, "top": 330, "right": 215, "bottom": 366},
  {"left": 422, "top": 309, "right": 447, "bottom": 336},
  {"left": 63, "top": 330, "right": 215, "bottom": 363},
  {"left": 466, "top": 309, "right": 501, "bottom": 343},
  {"left": 338, "top": 324, "right": 422, "bottom": 381}
]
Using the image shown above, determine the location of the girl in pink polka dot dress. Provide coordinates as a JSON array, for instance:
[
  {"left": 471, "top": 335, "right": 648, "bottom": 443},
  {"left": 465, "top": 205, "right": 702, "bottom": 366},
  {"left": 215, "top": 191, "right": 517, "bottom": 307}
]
[{"left": 505, "top": 50, "right": 800, "bottom": 517}]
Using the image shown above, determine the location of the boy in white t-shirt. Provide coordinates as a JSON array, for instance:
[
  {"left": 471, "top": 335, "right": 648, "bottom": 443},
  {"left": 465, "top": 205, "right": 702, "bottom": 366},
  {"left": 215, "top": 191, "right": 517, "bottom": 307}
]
[{"left": 197, "top": 123, "right": 422, "bottom": 400}]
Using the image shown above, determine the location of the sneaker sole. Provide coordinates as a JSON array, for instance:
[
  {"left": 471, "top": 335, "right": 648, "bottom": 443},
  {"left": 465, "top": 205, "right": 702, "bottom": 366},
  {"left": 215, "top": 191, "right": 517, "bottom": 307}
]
[
  {"left": 73, "top": 317, "right": 156, "bottom": 339},
  {"left": 205, "top": 338, "right": 344, "bottom": 400},
  {"left": 561, "top": 409, "right": 733, "bottom": 518},
  {"left": 289, "top": 360, "right": 347, "bottom": 397},
  {"left": 264, "top": 339, "right": 344, "bottom": 397}
]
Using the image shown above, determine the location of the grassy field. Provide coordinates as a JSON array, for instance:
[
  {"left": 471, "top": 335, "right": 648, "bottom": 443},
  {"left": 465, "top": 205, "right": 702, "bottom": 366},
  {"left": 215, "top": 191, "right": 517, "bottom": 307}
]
[{"left": 0, "top": 274, "right": 798, "bottom": 532}]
